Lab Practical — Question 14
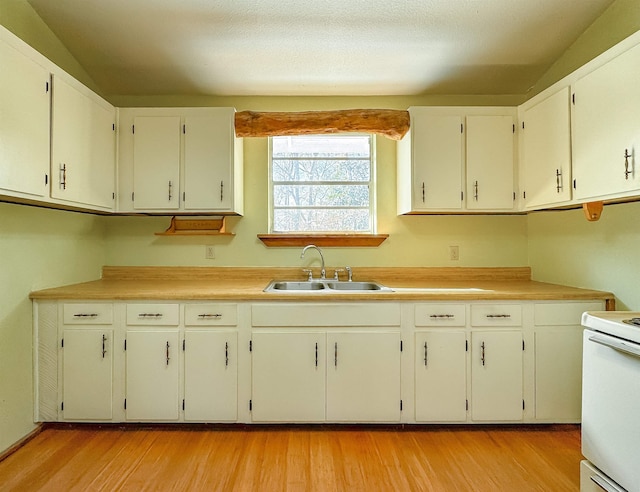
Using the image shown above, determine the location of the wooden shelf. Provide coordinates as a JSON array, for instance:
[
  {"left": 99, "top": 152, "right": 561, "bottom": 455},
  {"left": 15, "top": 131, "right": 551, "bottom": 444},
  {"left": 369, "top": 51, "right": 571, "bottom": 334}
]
[
  {"left": 156, "top": 216, "right": 234, "bottom": 236},
  {"left": 257, "top": 233, "right": 388, "bottom": 247}
]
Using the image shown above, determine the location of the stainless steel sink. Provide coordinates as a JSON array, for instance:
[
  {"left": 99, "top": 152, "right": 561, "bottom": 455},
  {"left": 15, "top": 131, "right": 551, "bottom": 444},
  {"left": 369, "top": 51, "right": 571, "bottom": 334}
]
[{"left": 264, "top": 280, "right": 392, "bottom": 293}]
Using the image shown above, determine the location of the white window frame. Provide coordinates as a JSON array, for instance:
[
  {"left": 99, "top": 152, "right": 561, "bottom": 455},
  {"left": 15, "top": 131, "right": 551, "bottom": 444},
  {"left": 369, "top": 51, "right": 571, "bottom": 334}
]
[{"left": 268, "top": 134, "right": 377, "bottom": 234}]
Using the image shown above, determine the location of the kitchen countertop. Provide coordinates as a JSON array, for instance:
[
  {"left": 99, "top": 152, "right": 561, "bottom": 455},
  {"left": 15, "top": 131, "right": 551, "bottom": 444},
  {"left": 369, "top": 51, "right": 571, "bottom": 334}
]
[{"left": 29, "top": 266, "right": 616, "bottom": 308}]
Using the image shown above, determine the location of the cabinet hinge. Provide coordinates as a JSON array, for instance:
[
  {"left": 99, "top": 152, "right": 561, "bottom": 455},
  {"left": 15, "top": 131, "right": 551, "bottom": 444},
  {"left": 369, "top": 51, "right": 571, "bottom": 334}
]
[
  {"left": 573, "top": 179, "right": 577, "bottom": 190},
  {"left": 45, "top": 81, "right": 49, "bottom": 93},
  {"left": 400, "top": 400, "right": 403, "bottom": 411},
  {"left": 183, "top": 339, "right": 186, "bottom": 351},
  {"left": 460, "top": 123, "right": 463, "bottom": 133},
  {"left": 249, "top": 400, "right": 252, "bottom": 411},
  {"left": 466, "top": 399, "right": 469, "bottom": 411},
  {"left": 182, "top": 399, "right": 185, "bottom": 411},
  {"left": 572, "top": 93, "right": 575, "bottom": 105},
  {"left": 61, "top": 401, "right": 64, "bottom": 411},
  {"left": 183, "top": 124, "right": 186, "bottom": 134},
  {"left": 400, "top": 340, "right": 403, "bottom": 352},
  {"left": 45, "top": 174, "right": 48, "bottom": 185},
  {"left": 512, "top": 124, "right": 515, "bottom": 134},
  {"left": 522, "top": 121, "right": 525, "bottom": 130},
  {"left": 465, "top": 340, "right": 468, "bottom": 352},
  {"left": 522, "top": 340, "right": 525, "bottom": 351},
  {"left": 523, "top": 400, "right": 525, "bottom": 410},
  {"left": 131, "top": 192, "right": 135, "bottom": 201},
  {"left": 61, "top": 338, "right": 64, "bottom": 348},
  {"left": 513, "top": 192, "right": 516, "bottom": 201},
  {"left": 183, "top": 192, "right": 186, "bottom": 202},
  {"left": 112, "top": 192, "right": 115, "bottom": 200},
  {"left": 523, "top": 191, "right": 526, "bottom": 199},
  {"left": 132, "top": 125, "right": 135, "bottom": 134},
  {"left": 124, "top": 399, "right": 127, "bottom": 410},
  {"left": 249, "top": 340, "right": 252, "bottom": 352},
  {"left": 461, "top": 191, "right": 464, "bottom": 201},
  {"left": 124, "top": 340, "right": 127, "bottom": 351},
  {"left": 112, "top": 123, "right": 115, "bottom": 131}
]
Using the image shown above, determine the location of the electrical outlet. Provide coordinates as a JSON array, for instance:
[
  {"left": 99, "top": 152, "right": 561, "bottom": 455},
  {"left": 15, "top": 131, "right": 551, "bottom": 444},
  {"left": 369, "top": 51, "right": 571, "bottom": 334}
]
[
  {"left": 205, "top": 245, "right": 215, "bottom": 259},
  {"left": 449, "top": 245, "right": 459, "bottom": 261}
]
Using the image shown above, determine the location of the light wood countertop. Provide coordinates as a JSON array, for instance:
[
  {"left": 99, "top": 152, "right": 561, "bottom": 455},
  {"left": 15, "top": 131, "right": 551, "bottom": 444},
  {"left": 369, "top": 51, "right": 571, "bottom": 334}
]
[{"left": 29, "top": 267, "right": 615, "bottom": 307}]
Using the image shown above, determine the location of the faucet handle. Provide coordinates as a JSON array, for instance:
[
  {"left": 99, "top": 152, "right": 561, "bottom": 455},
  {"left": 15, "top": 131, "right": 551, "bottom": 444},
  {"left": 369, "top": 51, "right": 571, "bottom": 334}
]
[
  {"left": 302, "top": 269, "right": 313, "bottom": 281},
  {"left": 333, "top": 268, "right": 345, "bottom": 280},
  {"left": 345, "top": 266, "right": 353, "bottom": 282}
]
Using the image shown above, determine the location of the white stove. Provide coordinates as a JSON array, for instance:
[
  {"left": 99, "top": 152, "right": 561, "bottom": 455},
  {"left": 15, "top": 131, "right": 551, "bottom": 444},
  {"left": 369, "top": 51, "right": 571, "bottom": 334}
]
[{"left": 581, "top": 311, "right": 640, "bottom": 492}]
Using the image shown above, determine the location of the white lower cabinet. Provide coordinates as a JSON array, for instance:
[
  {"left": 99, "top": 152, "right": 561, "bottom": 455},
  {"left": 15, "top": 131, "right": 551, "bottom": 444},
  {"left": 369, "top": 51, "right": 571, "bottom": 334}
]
[
  {"left": 471, "top": 330, "right": 523, "bottom": 421},
  {"left": 415, "top": 331, "right": 467, "bottom": 422},
  {"left": 251, "top": 331, "right": 326, "bottom": 422},
  {"left": 326, "top": 332, "right": 401, "bottom": 422},
  {"left": 62, "top": 329, "right": 113, "bottom": 420},
  {"left": 125, "top": 329, "right": 180, "bottom": 421},
  {"left": 184, "top": 330, "right": 238, "bottom": 421}
]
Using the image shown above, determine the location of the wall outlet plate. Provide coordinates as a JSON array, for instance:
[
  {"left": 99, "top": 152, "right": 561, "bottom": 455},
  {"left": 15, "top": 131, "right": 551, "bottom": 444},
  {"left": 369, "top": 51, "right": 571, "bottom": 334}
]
[{"left": 205, "top": 245, "right": 215, "bottom": 259}]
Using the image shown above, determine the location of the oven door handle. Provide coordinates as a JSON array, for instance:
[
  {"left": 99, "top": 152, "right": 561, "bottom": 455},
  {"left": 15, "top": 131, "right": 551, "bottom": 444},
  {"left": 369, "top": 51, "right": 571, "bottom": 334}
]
[
  {"left": 590, "top": 473, "right": 627, "bottom": 492},
  {"left": 589, "top": 333, "right": 640, "bottom": 359}
]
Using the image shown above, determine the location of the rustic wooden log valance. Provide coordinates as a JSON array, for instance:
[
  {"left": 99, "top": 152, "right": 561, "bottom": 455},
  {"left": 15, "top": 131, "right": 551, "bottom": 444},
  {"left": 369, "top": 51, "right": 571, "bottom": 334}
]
[{"left": 234, "top": 109, "right": 410, "bottom": 140}]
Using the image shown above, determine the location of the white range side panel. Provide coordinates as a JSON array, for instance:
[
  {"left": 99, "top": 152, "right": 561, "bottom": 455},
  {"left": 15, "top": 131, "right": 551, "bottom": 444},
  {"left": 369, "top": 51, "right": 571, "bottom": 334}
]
[
  {"left": 184, "top": 330, "right": 238, "bottom": 421},
  {"left": 62, "top": 329, "right": 113, "bottom": 420},
  {"left": 326, "top": 331, "right": 401, "bottom": 422}
]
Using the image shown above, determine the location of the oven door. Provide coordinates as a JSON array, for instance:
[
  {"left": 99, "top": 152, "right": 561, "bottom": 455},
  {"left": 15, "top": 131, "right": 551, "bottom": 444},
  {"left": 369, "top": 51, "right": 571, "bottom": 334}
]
[{"left": 582, "top": 330, "right": 640, "bottom": 492}]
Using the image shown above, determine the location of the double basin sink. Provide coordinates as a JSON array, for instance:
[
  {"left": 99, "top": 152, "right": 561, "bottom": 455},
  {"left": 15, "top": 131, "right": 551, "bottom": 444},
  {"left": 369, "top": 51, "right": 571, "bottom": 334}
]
[{"left": 264, "top": 280, "right": 393, "bottom": 293}]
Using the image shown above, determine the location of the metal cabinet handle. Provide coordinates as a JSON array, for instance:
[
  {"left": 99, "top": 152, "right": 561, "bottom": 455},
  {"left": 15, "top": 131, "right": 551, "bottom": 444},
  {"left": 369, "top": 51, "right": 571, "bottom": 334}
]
[
  {"left": 590, "top": 474, "right": 627, "bottom": 492},
  {"left": 220, "top": 181, "right": 224, "bottom": 201},
  {"left": 474, "top": 180, "right": 479, "bottom": 200},
  {"left": 624, "top": 149, "right": 632, "bottom": 180},
  {"left": 429, "top": 314, "right": 454, "bottom": 319},
  {"left": 424, "top": 341, "right": 428, "bottom": 367},
  {"left": 481, "top": 341, "right": 486, "bottom": 366},
  {"left": 198, "top": 313, "right": 222, "bottom": 319},
  {"left": 138, "top": 313, "right": 163, "bottom": 318},
  {"left": 334, "top": 342, "right": 338, "bottom": 367},
  {"left": 168, "top": 181, "right": 173, "bottom": 201},
  {"left": 59, "top": 164, "right": 67, "bottom": 190},
  {"left": 421, "top": 182, "right": 425, "bottom": 203},
  {"left": 225, "top": 341, "right": 229, "bottom": 367},
  {"left": 73, "top": 313, "right": 99, "bottom": 318},
  {"left": 485, "top": 314, "right": 511, "bottom": 318},
  {"left": 556, "top": 169, "right": 562, "bottom": 193},
  {"left": 166, "top": 341, "right": 170, "bottom": 366},
  {"left": 102, "top": 334, "right": 107, "bottom": 358},
  {"left": 315, "top": 342, "right": 318, "bottom": 367}
]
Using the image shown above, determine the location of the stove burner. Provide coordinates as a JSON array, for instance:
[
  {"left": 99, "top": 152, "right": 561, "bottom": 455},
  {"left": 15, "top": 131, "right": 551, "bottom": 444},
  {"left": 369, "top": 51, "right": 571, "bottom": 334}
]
[{"left": 622, "top": 318, "right": 640, "bottom": 326}]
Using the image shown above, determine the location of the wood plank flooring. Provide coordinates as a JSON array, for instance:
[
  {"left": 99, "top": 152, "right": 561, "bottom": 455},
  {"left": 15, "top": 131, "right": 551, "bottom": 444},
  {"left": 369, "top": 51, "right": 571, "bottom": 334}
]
[{"left": 0, "top": 424, "right": 582, "bottom": 491}]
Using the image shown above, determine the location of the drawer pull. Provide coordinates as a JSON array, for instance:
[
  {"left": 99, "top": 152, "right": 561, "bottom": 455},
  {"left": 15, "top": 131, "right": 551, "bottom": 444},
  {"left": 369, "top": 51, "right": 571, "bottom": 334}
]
[
  {"left": 73, "top": 313, "right": 99, "bottom": 318},
  {"left": 429, "top": 314, "right": 454, "bottom": 319},
  {"left": 138, "top": 313, "right": 163, "bottom": 318},
  {"left": 198, "top": 313, "right": 222, "bottom": 319},
  {"left": 485, "top": 314, "right": 511, "bottom": 319}
]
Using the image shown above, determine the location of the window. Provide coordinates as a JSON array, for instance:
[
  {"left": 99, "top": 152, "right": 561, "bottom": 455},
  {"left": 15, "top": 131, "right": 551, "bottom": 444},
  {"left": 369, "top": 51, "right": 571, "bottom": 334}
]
[{"left": 269, "top": 134, "right": 375, "bottom": 233}]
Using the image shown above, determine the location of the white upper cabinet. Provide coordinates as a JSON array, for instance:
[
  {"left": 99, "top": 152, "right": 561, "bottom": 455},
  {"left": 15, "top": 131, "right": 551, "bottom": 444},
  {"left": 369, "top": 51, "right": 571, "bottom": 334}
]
[
  {"left": 520, "top": 87, "right": 572, "bottom": 210},
  {"left": 465, "top": 115, "right": 515, "bottom": 210},
  {"left": 572, "top": 41, "right": 640, "bottom": 201},
  {"left": 397, "top": 109, "right": 463, "bottom": 212},
  {"left": 118, "top": 107, "right": 243, "bottom": 214},
  {"left": 397, "top": 107, "right": 516, "bottom": 214},
  {"left": 51, "top": 75, "right": 116, "bottom": 210},
  {"left": 0, "top": 30, "right": 50, "bottom": 198}
]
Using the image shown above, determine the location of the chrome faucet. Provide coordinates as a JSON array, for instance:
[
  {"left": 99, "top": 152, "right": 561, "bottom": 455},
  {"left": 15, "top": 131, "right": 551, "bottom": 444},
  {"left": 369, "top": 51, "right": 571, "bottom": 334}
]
[{"left": 301, "top": 244, "right": 325, "bottom": 279}]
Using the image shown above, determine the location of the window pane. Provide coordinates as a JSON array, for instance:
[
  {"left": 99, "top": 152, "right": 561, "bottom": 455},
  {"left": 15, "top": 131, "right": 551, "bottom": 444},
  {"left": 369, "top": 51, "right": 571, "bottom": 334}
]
[
  {"left": 272, "top": 135, "right": 370, "bottom": 158},
  {"left": 273, "top": 159, "right": 370, "bottom": 182},
  {"left": 273, "top": 208, "right": 371, "bottom": 232},
  {"left": 273, "top": 184, "right": 369, "bottom": 207}
]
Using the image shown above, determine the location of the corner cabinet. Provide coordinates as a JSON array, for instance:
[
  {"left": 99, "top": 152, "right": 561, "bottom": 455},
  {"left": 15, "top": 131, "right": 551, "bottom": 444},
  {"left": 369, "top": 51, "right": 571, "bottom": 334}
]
[
  {"left": 117, "top": 107, "right": 243, "bottom": 215},
  {"left": 397, "top": 107, "right": 516, "bottom": 214}
]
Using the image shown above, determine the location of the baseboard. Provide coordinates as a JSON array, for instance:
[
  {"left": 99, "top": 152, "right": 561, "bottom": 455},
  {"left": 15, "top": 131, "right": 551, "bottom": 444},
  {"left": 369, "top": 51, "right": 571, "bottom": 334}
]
[{"left": 0, "top": 424, "right": 44, "bottom": 462}]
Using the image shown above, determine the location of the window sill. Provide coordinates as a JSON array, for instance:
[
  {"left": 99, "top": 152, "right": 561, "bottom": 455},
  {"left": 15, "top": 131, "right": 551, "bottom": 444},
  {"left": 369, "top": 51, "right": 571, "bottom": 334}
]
[{"left": 257, "top": 234, "right": 389, "bottom": 247}]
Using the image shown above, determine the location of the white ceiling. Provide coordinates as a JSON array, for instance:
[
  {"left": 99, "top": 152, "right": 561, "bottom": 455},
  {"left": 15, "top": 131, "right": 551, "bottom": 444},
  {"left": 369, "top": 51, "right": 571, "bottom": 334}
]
[{"left": 25, "top": 0, "right": 616, "bottom": 97}]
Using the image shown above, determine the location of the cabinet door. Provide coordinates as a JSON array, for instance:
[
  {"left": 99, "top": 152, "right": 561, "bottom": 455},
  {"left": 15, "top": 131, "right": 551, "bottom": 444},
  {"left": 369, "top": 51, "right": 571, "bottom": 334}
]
[
  {"left": 62, "top": 329, "right": 113, "bottom": 420},
  {"left": 326, "top": 332, "right": 401, "bottom": 422},
  {"left": 251, "top": 331, "right": 325, "bottom": 422},
  {"left": 521, "top": 88, "right": 572, "bottom": 209},
  {"left": 184, "top": 112, "right": 233, "bottom": 211},
  {"left": 411, "top": 112, "right": 463, "bottom": 210},
  {"left": 573, "top": 42, "right": 640, "bottom": 200},
  {"left": 466, "top": 115, "right": 515, "bottom": 210},
  {"left": 471, "top": 330, "right": 523, "bottom": 421},
  {"left": 125, "top": 329, "right": 180, "bottom": 421},
  {"left": 51, "top": 76, "right": 115, "bottom": 209},
  {"left": 415, "top": 331, "right": 467, "bottom": 422},
  {"left": 0, "top": 40, "right": 50, "bottom": 197},
  {"left": 184, "top": 330, "right": 237, "bottom": 421},
  {"left": 132, "top": 116, "right": 181, "bottom": 209}
]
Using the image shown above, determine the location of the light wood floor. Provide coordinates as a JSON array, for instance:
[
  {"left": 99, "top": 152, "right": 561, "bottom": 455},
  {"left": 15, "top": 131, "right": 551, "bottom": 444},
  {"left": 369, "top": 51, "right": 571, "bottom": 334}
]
[{"left": 0, "top": 424, "right": 582, "bottom": 491}]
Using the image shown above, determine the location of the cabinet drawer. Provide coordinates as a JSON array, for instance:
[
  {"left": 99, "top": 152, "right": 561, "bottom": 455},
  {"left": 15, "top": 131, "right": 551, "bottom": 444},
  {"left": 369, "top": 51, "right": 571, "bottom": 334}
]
[
  {"left": 184, "top": 304, "right": 237, "bottom": 326},
  {"left": 252, "top": 303, "right": 401, "bottom": 327},
  {"left": 414, "top": 304, "right": 466, "bottom": 326},
  {"left": 534, "top": 302, "right": 604, "bottom": 326},
  {"left": 470, "top": 304, "right": 522, "bottom": 326},
  {"left": 63, "top": 303, "right": 113, "bottom": 325},
  {"left": 126, "top": 303, "right": 179, "bottom": 325}
]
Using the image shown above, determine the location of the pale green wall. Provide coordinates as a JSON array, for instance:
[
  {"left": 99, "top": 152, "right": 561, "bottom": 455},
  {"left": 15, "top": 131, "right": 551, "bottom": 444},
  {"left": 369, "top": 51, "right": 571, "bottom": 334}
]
[{"left": 527, "top": 0, "right": 640, "bottom": 310}]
